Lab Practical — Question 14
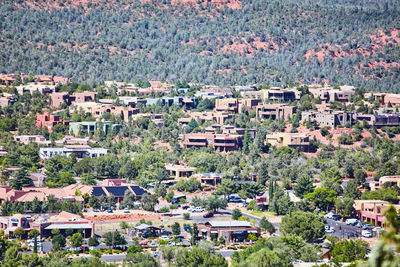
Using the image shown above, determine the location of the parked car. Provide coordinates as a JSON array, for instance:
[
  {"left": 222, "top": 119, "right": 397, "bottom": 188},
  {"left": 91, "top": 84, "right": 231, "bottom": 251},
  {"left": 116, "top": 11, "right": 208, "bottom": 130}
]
[
  {"left": 325, "top": 229, "right": 334, "bottom": 234},
  {"left": 331, "top": 215, "right": 342, "bottom": 221},
  {"left": 326, "top": 212, "right": 334, "bottom": 219},
  {"left": 203, "top": 212, "right": 214, "bottom": 218},
  {"left": 152, "top": 251, "right": 160, "bottom": 257},
  {"left": 191, "top": 207, "right": 205, "bottom": 212},
  {"left": 149, "top": 242, "right": 158, "bottom": 248},
  {"left": 160, "top": 235, "right": 170, "bottom": 241},
  {"left": 124, "top": 208, "right": 130, "bottom": 213},
  {"left": 183, "top": 225, "right": 192, "bottom": 232},
  {"left": 345, "top": 219, "right": 359, "bottom": 225},
  {"left": 107, "top": 209, "right": 113, "bottom": 213},
  {"left": 362, "top": 223, "right": 371, "bottom": 230},
  {"left": 182, "top": 205, "right": 190, "bottom": 210},
  {"left": 372, "top": 227, "right": 382, "bottom": 233},
  {"left": 362, "top": 230, "right": 372, "bottom": 238},
  {"left": 324, "top": 225, "right": 330, "bottom": 230},
  {"left": 140, "top": 241, "right": 149, "bottom": 248},
  {"left": 228, "top": 196, "right": 243, "bottom": 203}
]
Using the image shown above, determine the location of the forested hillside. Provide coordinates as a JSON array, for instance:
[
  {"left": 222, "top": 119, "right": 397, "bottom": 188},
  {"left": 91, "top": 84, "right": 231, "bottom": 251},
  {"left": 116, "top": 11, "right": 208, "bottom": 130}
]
[{"left": 1, "top": 0, "right": 400, "bottom": 91}]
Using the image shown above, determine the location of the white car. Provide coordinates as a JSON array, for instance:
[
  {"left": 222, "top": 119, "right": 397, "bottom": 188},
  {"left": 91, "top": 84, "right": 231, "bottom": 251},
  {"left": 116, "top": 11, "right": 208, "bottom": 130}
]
[
  {"left": 324, "top": 225, "right": 330, "bottom": 230},
  {"left": 325, "top": 228, "right": 334, "bottom": 234},
  {"left": 362, "top": 230, "right": 372, "bottom": 238},
  {"left": 326, "top": 212, "right": 334, "bottom": 219},
  {"left": 192, "top": 207, "right": 205, "bottom": 212},
  {"left": 372, "top": 227, "right": 382, "bottom": 233},
  {"left": 345, "top": 219, "right": 359, "bottom": 225},
  {"left": 160, "top": 235, "right": 170, "bottom": 241}
]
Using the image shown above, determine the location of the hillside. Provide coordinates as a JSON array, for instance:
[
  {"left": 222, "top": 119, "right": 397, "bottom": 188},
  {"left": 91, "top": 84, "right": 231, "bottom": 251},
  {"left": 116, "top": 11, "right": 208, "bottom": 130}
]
[{"left": 1, "top": 0, "right": 400, "bottom": 91}]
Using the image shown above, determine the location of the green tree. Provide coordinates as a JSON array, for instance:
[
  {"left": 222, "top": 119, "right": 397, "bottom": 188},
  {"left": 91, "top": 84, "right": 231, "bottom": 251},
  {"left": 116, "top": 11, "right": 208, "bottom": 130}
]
[
  {"left": 13, "top": 227, "right": 25, "bottom": 239},
  {"left": 140, "top": 194, "right": 159, "bottom": 211},
  {"left": 172, "top": 222, "right": 181, "bottom": 235},
  {"left": 177, "top": 247, "right": 227, "bottom": 267},
  {"left": 71, "top": 232, "right": 83, "bottom": 248},
  {"left": 238, "top": 182, "right": 265, "bottom": 202},
  {"left": 332, "top": 239, "right": 368, "bottom": 262},
  {"left": 88, "top": 237, "right": 100, "bottom": 247},
  {"left": 9, "top": 168, "right": 32, "bottom": 190},
  {"left": 28, "top": 229, "right": 40, "bottom": 253},
  {"left": 280, "top": 211, "right": 325, "bottom": 242},
  {"left": 242, "top": 128, "right": 252, "bottom": 154},
  {"left": 215, "top": 179, "right": 239, "bottom": 199},
  {"left": 335, "top": 197, "right": 355, "bottom": 216},
  {"left": 294, "top": 175, "right": 315, "bottom": 198},
  {"left": 154, "top": 183, "right": 167, "bottom": 198},
  {"left": 102, "top": 230, "right": 127, "bottom": 249},
  {"left": 259, "top": 217, "right": 276, "bottom": 235},
  {"left": 232, "top": 209, "right": 242, "bottom": 220},
  {"left": 204, "top": 196, "right": 227, "bottom": 212},
  {"left": 175, "top": 177, "right": 201, "bottom": 193},
  {"left": 127, "top": 244, "right": 143, "bottom": 254},
  {"left": 343, "top": 180, "right": 361, "bottom": 199},
  {"left": 120, "top": 221, "right": 130, "bottom": 233},
  {"left": 118, "top": 160, "right": 138, "bottom": 181},
  {"left": 361, "top": 188, "right": 398, "bottom": 203},
  {"left": 52, "top": 234, "right": 66, "bottom": 251},
  {"left": 81, "top": 173, "right": 97, "bottom": 185},
  {"left": 124, "top": 252, "right": 158, "bottom": 267},
  {"left": 191, "top": 223, "right": 199, "bottom": 246},
  {"left": 120, "top": 190, "right": 136, "bottom": 209},
  {"left": 305, "top": 187, "right": 337, "bottom": 211}
]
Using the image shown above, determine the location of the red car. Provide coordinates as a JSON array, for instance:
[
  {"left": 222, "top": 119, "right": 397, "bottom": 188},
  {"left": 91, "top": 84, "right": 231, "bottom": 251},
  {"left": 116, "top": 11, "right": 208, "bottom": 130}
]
[{"left": 203, "top": 212, "right": 214, "bottom": 218}]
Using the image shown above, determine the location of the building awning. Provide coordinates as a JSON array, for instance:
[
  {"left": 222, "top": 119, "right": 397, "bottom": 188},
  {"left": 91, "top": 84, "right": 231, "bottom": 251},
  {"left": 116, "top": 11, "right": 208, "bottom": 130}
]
[
  {"left": 233, "top": 231, "right": 245, "bottom": 234},
  {"left": 44, "top": 224, "right": 92, "bottom": 230},
  {"left": 201, "top": 229, "right": 208, "bottom": 233},
  {"left": 210, "top": 231, "right": 218, "bottom": 234},
  {"left": 248, "top": 230, "right": 258, "bottom": 233}
]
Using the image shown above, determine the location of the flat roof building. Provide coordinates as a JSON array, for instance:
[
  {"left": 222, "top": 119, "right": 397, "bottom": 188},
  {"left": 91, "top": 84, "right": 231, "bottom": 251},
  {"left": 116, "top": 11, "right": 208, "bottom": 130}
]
[
  {"left": 39, "top": 145, "right": 107, "bottom": 159},
  {"left": 266, "top": 132, "right": 312, "bottom": 152},
  {"left": 256, "top": 104, "right": 296, "bottom": 120},
  {"left": 301, "top": 110, "right": 354, "bottom": 127},
  {"left": 198, "top": 220, "right": 259, "bottom": 243}
]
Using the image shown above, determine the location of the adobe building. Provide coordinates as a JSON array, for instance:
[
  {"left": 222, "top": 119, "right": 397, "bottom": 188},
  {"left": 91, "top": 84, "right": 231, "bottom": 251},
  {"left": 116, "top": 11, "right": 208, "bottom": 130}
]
[
  {"left": 369, "top": 175, "right": 400, "bottom": 191},
  {"left": 0, "top": 212, "right": 94, "bottom": 239},
  {"left": 198, "top": 220, "right": 259, "bottom": 243},
  {"left": 50, "top": 92, "right": 70, "bottom": 107},
  {"left": 0, "top": 93, "right": 16, "bottom": 107},
  {"left": 241, "top": 88, "right": 300, "bottom": 102},
  {"left": 215, "top": 98, "right": 239, "bottom": 113},
  {"left": 301, "top": 110, "right": 354, "bottom": 127},
  {"left": 265, "top": 132, "right": 312, "bottom": 152},
  {"left": 182, "top": 133, "right": 243, "bottom": 152},
  {"left": 256, "top": 104, "right": 296, "bottom": 120},
  {"left": 354, "top": 113, "right": 400, "bottom": 127},
  {"left": 165, "top": 164, "right": 196, "bottom": 179},
  {"left": 179, "top": 111, "right": 233, "bottom": 125},
  {"left": 308, "top": 86, "right": 355, "bottom": 103},
  {"left": 354, "top": 200, "right": 400, "bottom": 227},
  {"left": 35, "top": 112, "right": 70, "bottom": 133}
]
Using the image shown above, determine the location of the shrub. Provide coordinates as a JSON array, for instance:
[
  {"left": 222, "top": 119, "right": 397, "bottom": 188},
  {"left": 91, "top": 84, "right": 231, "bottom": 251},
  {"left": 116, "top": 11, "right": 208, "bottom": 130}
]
[
  {"left": 159, "top": 207, "right": 170, "bottom": 213},
  {"left": 183, "top": 213, "right": 190, "bottom": 220}
]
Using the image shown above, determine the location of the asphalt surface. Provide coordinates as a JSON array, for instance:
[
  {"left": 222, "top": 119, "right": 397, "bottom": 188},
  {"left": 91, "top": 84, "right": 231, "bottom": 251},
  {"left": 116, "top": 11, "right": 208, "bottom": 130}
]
[{"left": 325, "top": 218, "right": 378, "bottom": 239}]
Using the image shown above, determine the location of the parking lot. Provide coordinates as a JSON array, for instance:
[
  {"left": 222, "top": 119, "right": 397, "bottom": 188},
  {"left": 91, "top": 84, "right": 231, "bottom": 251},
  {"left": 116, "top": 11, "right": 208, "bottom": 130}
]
[{"left": 325, "top": 218, "right": 379, "bottom": 239}]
